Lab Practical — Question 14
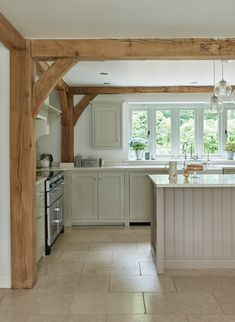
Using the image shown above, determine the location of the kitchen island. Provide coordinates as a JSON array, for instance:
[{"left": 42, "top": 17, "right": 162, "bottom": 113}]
[{"left": 149, "top": 174, "right": 235, "bottom": 274}]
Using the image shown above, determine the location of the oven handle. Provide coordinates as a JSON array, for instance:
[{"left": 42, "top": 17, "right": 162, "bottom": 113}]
[{"left": 54, "top": 207, "right": 61, "bottom": 224}]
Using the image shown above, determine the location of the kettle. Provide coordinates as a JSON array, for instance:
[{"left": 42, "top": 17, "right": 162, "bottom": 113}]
[{"left": 40, "top": 154, "right": 53, "bottom": 168}]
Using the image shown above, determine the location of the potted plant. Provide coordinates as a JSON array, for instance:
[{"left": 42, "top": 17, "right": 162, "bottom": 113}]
[
  {"left": 224, "top": 139, "right": 235, "bottom": 160},
  {"left": 129, "top": 138, "right": 148, "bottom": 160}
]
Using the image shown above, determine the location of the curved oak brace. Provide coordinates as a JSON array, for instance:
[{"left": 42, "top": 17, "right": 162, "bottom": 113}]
[
  {"left": 0, "top": 13, "right": 25, "bottom": 50},
  {"left": 36, "top": 61, "right": 70, "bottom": 92},
  {"left": 73, "top": 94, "right": 97, "bottom": 126},
  {"left": 32, "top": 58, "right": 78, "bottom": 118}
]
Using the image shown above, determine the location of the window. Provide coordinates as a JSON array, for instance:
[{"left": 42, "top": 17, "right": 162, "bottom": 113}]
[
  {"left": 129, "top": 103, "right": 232, "bottom": 159},
  {"left": 155, "top": 110, "right": 171, "bottom": 155},
  {"left": 203, "top": 111, "right": 219, "bottom": 155}
]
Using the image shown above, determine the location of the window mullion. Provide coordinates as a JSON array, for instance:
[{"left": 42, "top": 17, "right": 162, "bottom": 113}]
[
  {"left": 149, "top": 108, "right": 155, "bottom": 158},
  {"left": 197, "top": 108, "right": 203, "bottom": 158}
]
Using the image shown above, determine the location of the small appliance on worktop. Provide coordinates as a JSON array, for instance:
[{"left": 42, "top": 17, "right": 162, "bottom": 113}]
[{"left": 36, "top": 170, "right": 64, "bottom": 255}]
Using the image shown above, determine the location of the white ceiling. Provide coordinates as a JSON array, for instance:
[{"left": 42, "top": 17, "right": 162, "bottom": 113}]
[
  {"left": 64, "top": 60, "right": 235, "bottom": 87},
  {"left": 2, "top": 0, "right": 235, "bottom": 87},
  {"left": 1, "top": 0, "right": 235, "bottom": 38}
]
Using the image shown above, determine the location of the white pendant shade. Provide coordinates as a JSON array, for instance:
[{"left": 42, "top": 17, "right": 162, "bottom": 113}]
[{"left": 205, "top": 94, "right": 223, "bottom": 113}]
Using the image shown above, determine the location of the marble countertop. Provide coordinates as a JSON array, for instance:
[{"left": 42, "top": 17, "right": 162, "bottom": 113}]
[{"left": 149, "top": 174, "right": 235, "bottom": 188}]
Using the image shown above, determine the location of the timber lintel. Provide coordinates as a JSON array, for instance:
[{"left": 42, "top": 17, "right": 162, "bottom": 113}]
[
  {"left": 32, "top": 58, "right": 79, "bottom": 118},
  {"left": 70, "top": 85, "right": 217, "bottom": 95},
  {"left": 73, "top": 94, "right": 97, "bottom": 126},
  {"left": 31, "top": 38, "right": 235, "bottom": 60}
]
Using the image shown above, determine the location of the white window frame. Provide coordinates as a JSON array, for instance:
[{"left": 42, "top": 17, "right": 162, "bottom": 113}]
[{"left": 128, "top": 103, "right": 234, "bottom": 159}]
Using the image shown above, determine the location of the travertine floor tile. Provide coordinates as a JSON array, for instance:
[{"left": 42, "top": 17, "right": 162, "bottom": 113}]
[
  {"left": 34, "top": 274, "right": 81, "bottom": 294},
  {"left": 82, "top": 261, "right": 140, "bottom": 275},
  {"left": 0, "top": 316, "right": 28, "bottom": 322},
  {"left": 38, "top": 261, "right": 83, "bottom": 277},
  {"left": 139, "top": 262, "right": 157, "bottom": 275},
  {"left": 26, "top": 314, "right": 106, "bottom": 322},
  {"left": 0, "top": 289, "right": 8, "bottom": 302},
  {"left": 213, "top": 291, "right": 235, "bottom": 314},
  {"left": 110, "top": 275, "right": 176, "bottom": 293},
  {"left": 0, "top": 290, "right": 73, "bottom": 315},
  {"left": 76, "top": 275, "right": 110, "bottom": 293},
  {"left": 107, "top": 314, "right": 187, "bottom": 322},
  {"left": 164, "top": 269, "right": 201, "bottom": 276},
  {"left": 187, "top": 315, "right": 235, "bottom": 322},
  {"left": 144, "top": 293, "right": 222, "bottom": 314},
  {"left": 89, "top": 241, "right": 137, "bottom": 252},
  {"left": 199, "top": 269, "right": 235, "bottom": 276},
  {"left": 70, "top": 293, "right": 145, "bottom": 314},
  {"left": 137, "top": 242, "right": 151, "bottom": 252},
  {"left": 173, "top": 276, "right": 235, "bottom": 292},
  {"left": 113, "top": 251, "right": 153, "bottom": 263},
  {"left": 60, "top": 241, "right": 90, "bottom": 251},
  {"left": 59, "top": 251, "right": 112, "bottom": 262}
]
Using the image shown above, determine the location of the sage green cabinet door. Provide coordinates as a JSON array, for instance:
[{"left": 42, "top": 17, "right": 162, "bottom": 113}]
[
  {"left": 129, "top": 173, "right": 152, "bottom": 223},
  {"left": 98, "top": 173, "right": 124, "bottom": 220},
  {"left": 63, "top": 171, "right": 71, "bottom": 226},
  {"left": 92, "top": 103, "right": 122, "bottom": 148},
  {"left": 72, "top": 173, "right": 98, "bottom": 221}
]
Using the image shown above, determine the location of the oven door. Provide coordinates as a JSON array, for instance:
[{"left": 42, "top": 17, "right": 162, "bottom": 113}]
[{"left": 47, "top": 195, "right": 64, "bottom": 246}]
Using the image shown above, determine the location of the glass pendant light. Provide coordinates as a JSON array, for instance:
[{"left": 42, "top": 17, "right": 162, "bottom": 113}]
[
  {"left": 206, "top": 61, "right": 224, "bottom": 113},
  {"left": 214, "top": 60, "right": 232, "bottom": 97}
]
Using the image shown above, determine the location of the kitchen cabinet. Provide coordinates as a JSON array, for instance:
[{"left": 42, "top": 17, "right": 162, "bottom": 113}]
[
  {"left": 98, "top": 172, "right": 124, "bottom": 220},
  {"left": 35, "top": 181, "right": 45, "bottom": 262},
  {"left": 92, "top": 103, "right": 122, "bottom": 148},
  {"left": 129, "top": 172, "right": 153, "bottom": 223},
  {"left": 71, "top": 172, "right": 124, "bottom": 224},
  {"left": 63, "top": 171, "right": 72, "bottom": 226}
]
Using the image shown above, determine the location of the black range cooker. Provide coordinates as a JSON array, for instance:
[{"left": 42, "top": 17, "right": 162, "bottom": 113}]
[{"left": 37, "top": 170, "right": 64, "bottom": 255}]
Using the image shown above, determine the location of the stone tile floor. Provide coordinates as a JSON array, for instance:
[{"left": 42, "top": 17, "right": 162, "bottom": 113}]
[{"left": 1, "top": 226, "right": 235, "bottom": 321}]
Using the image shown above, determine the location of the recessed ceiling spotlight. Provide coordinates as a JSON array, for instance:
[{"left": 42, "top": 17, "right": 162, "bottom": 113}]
[
  {"left": 190, "top": 81, "right": 198, "bottom": 85},
  {"left": 103, "top": 82, "right": 110, "bottom": 85},
  {"left": 100, "top": 72, "right": 108, "bottom": 75}
]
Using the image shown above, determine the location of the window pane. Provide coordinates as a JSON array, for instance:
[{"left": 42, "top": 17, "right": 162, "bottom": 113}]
[
  {"left": 155, "top": 110, "right": 171, "bottom": 155},
  {"left": 131, "top": 110, "right": 148, "bottom": 139},
  {"left": 179, "top": 110, "right": 195, "bottom": 155},
  {"left": 203, "top": 112, "right": 219, "bottom": 154},
  {"left": 227, "top": 109, "right": 235, "bottom": 141}
]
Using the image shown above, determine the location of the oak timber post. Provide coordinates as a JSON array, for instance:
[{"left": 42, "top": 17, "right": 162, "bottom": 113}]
[
  {"left": 10, "top": 41, "right": 37, "bottom": 288},
  {"left": 60, "top": 90, "right": 74, "bottom": 162}
]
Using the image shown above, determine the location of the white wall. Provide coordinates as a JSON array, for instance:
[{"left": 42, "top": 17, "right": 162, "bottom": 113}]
[
  {"left": 37, "top": 92, "right": 211, "bottom": 163},
  {"left": 0, "top": 43, "right": 11, "bottom": 288}
]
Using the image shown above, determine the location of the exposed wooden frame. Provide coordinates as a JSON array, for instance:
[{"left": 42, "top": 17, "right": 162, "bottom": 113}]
[
  {"left": 60, "top": 90, "right": 74, "bottom": 162},
  {"left": 33, "top": 58, "right": 78, "bottom": 117},
  {"left": 73, "top": 94, "right": 97, "bottom": 126},
  {"left": 0, "top": 13, "right": 25, "bottom": 50},
  {"left": 31, "top": 38, "right": 235, "bottom": 60},
  {"left": 71, "top": 86, "right": 218, "bottom": 95},
  {"left": 10, "top": 41, "right": 36, "bottom": 288},
  {"left": 36, "top": 61, "right": 70, "bottom": 92}
]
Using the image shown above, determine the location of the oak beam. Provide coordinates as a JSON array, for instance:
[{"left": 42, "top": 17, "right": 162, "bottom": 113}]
[
  {"left": 0, "top": 13, "right": 25, "bottom": 50},
  {"left": 36, "top": 61, "right": 70, "bottom": 92},
  {"left": 70, "top": 86, "right": 218, "bottom": 95},
  {"left": 60, "top": 90, "right": 74, "bottom": 162},
  {"left": 73, "top": 94, "right": 97, "bottom": 126},
  {"left": 10, "top": 43, "right": 36, "bottom": 288},
  {"left": 33, "top": 58, "right": 78, "bottom": 117},
  {"left": 31, "top": 38, "right": 235, "bottom": 60}
]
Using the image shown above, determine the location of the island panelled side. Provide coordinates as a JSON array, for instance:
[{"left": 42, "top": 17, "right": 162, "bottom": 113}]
[{"left": 150, "top": 175, "right": 235, "bottom": 274}]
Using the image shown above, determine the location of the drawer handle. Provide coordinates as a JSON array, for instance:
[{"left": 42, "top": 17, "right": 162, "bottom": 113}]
[
  {"left": 37, "top": 216, "right": 42, "bottom": 220},
  {"left": 40, "top": 192, "right": 44, "bottom": 196}
]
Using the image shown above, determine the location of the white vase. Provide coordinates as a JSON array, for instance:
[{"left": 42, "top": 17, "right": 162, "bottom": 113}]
[
  {"left": 135, "top": 150, "right": 143, "bottom": 160},
  {"left": 225, "top": 151, "right": 234, "bottom": 160}
]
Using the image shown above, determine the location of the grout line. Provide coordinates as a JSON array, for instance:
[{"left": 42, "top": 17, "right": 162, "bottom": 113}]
[
  {"left": 142, "top": 292, "right": 147, "bottom": 314},
  {"left": 171, "top": 276, "right": 178, "bottom": 293},
  {"left": 138, "top": 262, "right": 142, "bottom": 276},
  {"left": 108, "top": 275, "right": 111, "bottom": 292},
  {"left": 211, "top": 291, "right": 226, "bottom": 314},
  {"left": 106, "top": 314, "right": 108, "bottom": 322}
]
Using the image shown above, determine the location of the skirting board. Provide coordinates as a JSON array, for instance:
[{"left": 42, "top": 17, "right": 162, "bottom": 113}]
[
  {"left": 0, "top": 275, "right": 11, "bottom": 288},
  {"left": 165, "top": 260, "right": 235, "bottom": 269}
]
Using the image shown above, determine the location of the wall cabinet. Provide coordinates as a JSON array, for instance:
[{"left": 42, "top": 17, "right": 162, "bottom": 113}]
[
  {"left": 129, "top": 173, "right": 153, "bottom": 223},
  {"left": 92, "top": 103, "right": 122, "bottom": 148},
  {"left": 71, "top": 172, "right": 124, "bottom": 224},
  {"left": 35, "top": 181, "right": 45, "bottom": 262}
]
